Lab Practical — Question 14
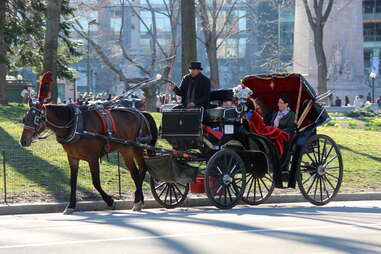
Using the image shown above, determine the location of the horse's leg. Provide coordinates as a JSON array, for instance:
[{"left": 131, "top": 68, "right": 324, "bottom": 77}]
[
  {"left": 133, "top": 148, "right": 147, "bottom": 206},
  {"left": 88, "top": 159, "right": 115, "bottom": 209},
  {"left": 63, "top": 156, "right": 79, "bottom": 215},
  {"left": 120, "top": 149, "right": 144, "bottom": 211}
]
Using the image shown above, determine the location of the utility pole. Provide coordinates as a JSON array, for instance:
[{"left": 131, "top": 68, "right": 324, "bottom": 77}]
[{"left": 181, "top": 0, "right": 197, "bottom": 76}]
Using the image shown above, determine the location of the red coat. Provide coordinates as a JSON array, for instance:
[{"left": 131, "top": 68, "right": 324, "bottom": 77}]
[{"left": 247, "top": 111, "right": 290, "bottom": 156}]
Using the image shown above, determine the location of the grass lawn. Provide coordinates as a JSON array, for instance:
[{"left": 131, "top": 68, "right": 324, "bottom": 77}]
[{"left": 0, "top": 103, "right": 380, "bottom": 204}]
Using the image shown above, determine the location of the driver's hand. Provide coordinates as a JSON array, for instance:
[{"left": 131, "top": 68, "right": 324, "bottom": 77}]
[{"left": 168, "top": 83, "right": 176, "bottom": 90}]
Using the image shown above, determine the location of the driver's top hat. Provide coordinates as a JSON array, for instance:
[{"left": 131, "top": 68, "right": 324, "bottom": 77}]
[{"left": 189, "top": 61, "right": 203, "bottom": 70}]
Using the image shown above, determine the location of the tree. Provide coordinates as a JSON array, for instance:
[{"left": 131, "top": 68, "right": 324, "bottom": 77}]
[
  {"left": 246, "top": 0, "right": 293, "bottom": 73},
  {"left": 0, "top": 0, "right": 7, "bottom": 104},
  {"left": 302, "top": 0, "right": 334, "bottom": 95},
  {"left": 43, "top": 0, "right": 63, "bottom": 103},
  {"left": 0, "top": 0, "right": 80, "bottom": 105},
  {"left": 72, "top": 0, "right": 180, "bottom": 111},
  {"left": 181, "top": 0, "right": 197, "bottom": 76},
  {"left": 197, "top": 0, "right": 245, "bottom": 88}
]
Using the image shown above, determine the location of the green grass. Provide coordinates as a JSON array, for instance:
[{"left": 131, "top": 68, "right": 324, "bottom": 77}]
[{"left": 0, "top": 103, "right": 380, "bottom": 203}]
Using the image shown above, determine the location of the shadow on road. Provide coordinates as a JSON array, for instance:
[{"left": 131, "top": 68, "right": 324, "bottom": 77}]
[{"left": 52, "top": 204, "right": 381, "bottom": 254}]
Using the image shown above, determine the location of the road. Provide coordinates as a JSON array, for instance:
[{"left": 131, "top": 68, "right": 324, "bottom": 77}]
[{"left": 0, "top": 200, "right": 380, "bottom": 254}]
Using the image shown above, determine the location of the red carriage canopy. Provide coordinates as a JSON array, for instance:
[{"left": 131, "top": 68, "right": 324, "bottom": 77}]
[{"left": 241, "top": 73, "right": 327, "bottom": 130}]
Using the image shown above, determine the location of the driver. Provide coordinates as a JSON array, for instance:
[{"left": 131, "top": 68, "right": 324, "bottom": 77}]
[{"left": 169, "top": 61, "right": 211, "bottom": 108}]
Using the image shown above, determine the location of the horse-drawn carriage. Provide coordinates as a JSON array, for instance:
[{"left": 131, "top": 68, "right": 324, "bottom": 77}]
[
  {"left": 146, "top": 73, "right": 343, "bottom": 209},
  {"left": 20, "top": 72, "right": 343, "bottom": 213}
]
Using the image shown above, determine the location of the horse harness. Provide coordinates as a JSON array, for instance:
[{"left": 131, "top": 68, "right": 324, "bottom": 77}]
[{"left": 25, "top": 104, "right": 152, "bottom": 153}]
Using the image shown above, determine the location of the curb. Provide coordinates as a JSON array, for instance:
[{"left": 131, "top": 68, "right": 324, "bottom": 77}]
[{"left": 0, "top": 192, "right": 380, "bottom": 215}]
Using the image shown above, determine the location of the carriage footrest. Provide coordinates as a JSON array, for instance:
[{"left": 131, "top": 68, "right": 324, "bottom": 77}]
[{"left": 145, "top": 155, "right": 198, "bottom": 184}]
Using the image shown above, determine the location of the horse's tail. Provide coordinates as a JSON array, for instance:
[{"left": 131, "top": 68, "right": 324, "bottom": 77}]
[{"left": 141, "top": 111, "right": 158, "bottom": 147}]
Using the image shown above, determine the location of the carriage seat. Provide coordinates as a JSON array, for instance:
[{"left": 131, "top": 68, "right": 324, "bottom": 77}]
[{"left": 208, "top": 89, "right": 233, "bottom": 108}]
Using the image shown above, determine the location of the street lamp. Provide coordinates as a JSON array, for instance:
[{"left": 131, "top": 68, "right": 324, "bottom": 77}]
[
  {"left": 369, "top": 71, "right": 377, "bottom": 103},
  {"left": 87, "top": 19, "right": 98, "bottom": 93}
]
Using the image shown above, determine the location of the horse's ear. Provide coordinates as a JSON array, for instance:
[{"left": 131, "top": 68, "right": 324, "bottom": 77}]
[{"left": 28, "top": 98, "right": 33, "bottom": 108}]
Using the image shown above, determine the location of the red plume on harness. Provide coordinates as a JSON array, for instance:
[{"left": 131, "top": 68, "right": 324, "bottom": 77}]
[{"left": 38, "top": 72, "right": 53, "bottom": 103}]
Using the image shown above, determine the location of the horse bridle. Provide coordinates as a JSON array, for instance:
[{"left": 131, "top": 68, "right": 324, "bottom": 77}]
[
  {"left": 23, "top": 105, "right": 47, "bottom": 134},
  {"left": 23, "top": 105, "right": 76, "bottom": 134}
]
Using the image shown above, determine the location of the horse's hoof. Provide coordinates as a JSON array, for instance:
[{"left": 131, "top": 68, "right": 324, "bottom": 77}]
[
  {"left": 132, "top": 201, "right": 143, "bottom": 211},
  {"left": 63, "top": 208, "right": 75, "bottom": 215}
]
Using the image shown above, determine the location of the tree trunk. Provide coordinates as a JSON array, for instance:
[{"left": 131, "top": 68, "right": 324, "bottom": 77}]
[
  {"left": 181, "top": 0, "right": 197, "bottom": 76},
  {"left": 313, "top": 25, "right": 328, "bottom": 95},
  {"left": 43, "top": 0, "right": 63, "bottom": 103},
  {"left": 206, "top": 38, "right": 220, "bottom": 89},
  {"left": 142, "top": 86, "right": 157, "bottom": 112},
  {"left": 0, "top": 0, "right": 8, "bottom": 105}
]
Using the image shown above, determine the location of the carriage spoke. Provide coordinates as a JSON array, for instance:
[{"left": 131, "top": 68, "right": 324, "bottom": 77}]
[
  {"left": 158, "top": 184, "right": 168, "bottom": 198},
  {"left": 322, "top": 177, "right": 330, "bottom": 199},
  {"left": 264, "top": 175, "right": 273, "bottom": 182},
  {"left": 171, "top": 185, "right": 179, "bottom": 203},
  {"left": 155, "top": 182, "right": 166, "bottom": 190},
  {"left": 313, "top": 177, "right": 319, "bottom": 200},
  {"left": 232, "top": 181, "right": 241, "bottom": 195},
  {"left": 173, "top": 184, "right": 184, "bottom": 198},
  {"left": 325, "top": 166, "right": 340, "bottom": 170},
  {"left": 305, "top": 152, "right": 316, "bottom": 163},
  {"left": 216, "top": 166, "right": 223, "bottom": 175},
  {"left": 306, "top": 175, "right": 317, "bottom": 195},
  {"left": 322, "top": 145, "right": 334, "bottom": 165},
  {"left": 164, "top": 185, "right": 170, "bottom": 203},
  {"left": 326, "top": 172, "right": 339, "bottom": 180},
  {"left": 253, "top": 176, "right": 257, "bottom": 201},
  {"left": 324, "top": 155, "right": 338, "bottom": 168},
  {"left": 246, "top": 176, "right": 254, "bottom": 199},
  {"left": 223, "top": 185, "right": 227, "bottom": 205},
  {"left": 319, "top": 177, "right": 323, "bottom": 202},
  {"left": 316, "top": 140, "right": 321, "bottom": 164},
  {"left": 320, "top": 139, "right": 328, "bottom": 164},
  {"left": 259, "top": 178, "right": 270, "bottom": 192},
  {"left": 303, "top": 172, "right": 317, "bottom": 185},
  {"left": 226, "top": 185, "right": 233, "bottom": 203},
  {"left": 169, "top": 184, "right": 173, "bottom": 204},
  {"left": 324, "top": 174, "right": 336, "bottom": 190},
  {"left": 230, "top": 163, "right": 238, "bottom": 174},
  {"left": 173, "top": 184, "right": 184, "bottom": 199},
  {"left": 257, "top": 178, "right": 264, "bottom": 199}
]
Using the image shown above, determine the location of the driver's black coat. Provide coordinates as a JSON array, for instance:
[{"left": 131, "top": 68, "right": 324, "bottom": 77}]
[{"left": 174, "top": 73, "right": 211, "bottom": 108}]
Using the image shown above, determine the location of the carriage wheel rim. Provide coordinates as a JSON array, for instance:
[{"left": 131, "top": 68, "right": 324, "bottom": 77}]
[
  {"left": 205, "top": 149, "right": 246, "bottom": 209},
  {"left": 297, "top": 134, "right": 343, "bottom": 205},
  {"left": 150, "top": 177, "right": 189, "bottom": 209}
]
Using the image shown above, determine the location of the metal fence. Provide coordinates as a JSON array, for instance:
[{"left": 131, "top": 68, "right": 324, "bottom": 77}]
[{"left": 0, "top": 148, "right": 144, "bottom": 204}]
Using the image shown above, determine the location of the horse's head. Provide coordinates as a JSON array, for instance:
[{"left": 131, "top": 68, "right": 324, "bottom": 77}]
[{"left": 20, "top": 99, "right": 47, "bottom": 147}]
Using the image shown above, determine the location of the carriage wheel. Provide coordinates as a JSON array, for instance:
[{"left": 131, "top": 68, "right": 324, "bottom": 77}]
[
  {"left": 297, "top": 134, "right": 343, "bottom": 206},
  {"left": 150, "top": 177, "right": 189, "bottom": 209},
  {"left": 205, "top": 149, "right": 246, "bottom": 209},
  {"left": 242, "top": 170, "right": 274, "bottom": 205}
]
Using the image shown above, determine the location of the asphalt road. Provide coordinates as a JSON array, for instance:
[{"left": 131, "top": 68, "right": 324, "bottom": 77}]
[{"left": 0, "top": 200, "right": 380, "bottom": 254}]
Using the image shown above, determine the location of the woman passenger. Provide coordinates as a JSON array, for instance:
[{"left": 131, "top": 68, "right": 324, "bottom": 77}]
[{"left": 271, "top": 96, "right": 297, "bottom": 135}]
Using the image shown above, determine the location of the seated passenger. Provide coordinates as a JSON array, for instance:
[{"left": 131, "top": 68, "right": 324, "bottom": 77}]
[
  {"left": 246, "top": 98, "right": 289, "bottom": 157},
  {"left": 271, "top": 96, "right": 297, "bottom": 135},
  {"left": 254, "top": 98, "right": 272, "bottom": 126}
]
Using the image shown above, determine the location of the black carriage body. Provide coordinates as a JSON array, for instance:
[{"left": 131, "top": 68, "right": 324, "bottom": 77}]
[{"left": 150, "top": 73, "right": 342, "bottom": 209}]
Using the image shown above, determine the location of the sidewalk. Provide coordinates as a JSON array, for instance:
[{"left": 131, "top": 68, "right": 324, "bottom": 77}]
[{"left": 1, "top": 192, "right": 380, "bottom": 215}]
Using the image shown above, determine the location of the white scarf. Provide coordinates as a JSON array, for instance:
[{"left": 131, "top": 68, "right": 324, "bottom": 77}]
[{"left": 273, "top": 107, "right": 290, "bottom": 128}]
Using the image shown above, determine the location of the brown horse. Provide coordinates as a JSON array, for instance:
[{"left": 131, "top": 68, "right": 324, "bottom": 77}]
[{"left": 20, "top": 100, "right": 157, "bottom": 214}]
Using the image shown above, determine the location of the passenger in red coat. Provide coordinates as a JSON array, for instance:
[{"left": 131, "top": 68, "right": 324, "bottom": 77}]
[{"left": 246, "top": 98, "right": 290, "bottom": 156}]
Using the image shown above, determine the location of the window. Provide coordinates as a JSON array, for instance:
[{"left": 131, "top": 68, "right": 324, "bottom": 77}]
[{"left": 110, "top": 17, "right": 122, "bottom": 33}]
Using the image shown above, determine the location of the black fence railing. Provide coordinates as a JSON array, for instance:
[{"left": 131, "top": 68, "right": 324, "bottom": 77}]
[{"left": 0, "top": 149, "right": 149, "bottom": 205}]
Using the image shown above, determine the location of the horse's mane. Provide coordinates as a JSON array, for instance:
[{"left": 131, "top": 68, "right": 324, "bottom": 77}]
[{"left": 46, "top": 104, "right": 74, "bottom": 123}]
